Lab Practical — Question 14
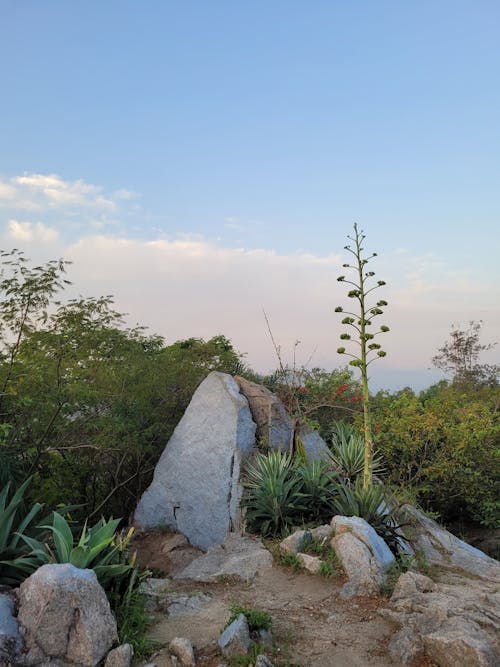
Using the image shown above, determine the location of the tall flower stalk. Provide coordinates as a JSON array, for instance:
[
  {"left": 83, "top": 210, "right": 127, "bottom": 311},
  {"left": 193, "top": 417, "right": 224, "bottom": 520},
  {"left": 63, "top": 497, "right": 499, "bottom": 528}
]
[{"left": 335, "top": 224, "right": 389, "bottom": 488}]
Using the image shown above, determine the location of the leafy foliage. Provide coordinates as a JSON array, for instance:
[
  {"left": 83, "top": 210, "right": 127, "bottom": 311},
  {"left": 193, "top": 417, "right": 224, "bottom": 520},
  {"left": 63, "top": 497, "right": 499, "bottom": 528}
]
[
  {"left": 327, "top": 422, "right": 384, "bottom": 485},
  {"left": 432, "top": 320, "right": 499, "bottom": 386},
  {"left": 332, "top": 479, "right": 405, "bottom": 553},
  {"left": 0, "top": 477, "right": 47, "bottom": 585},
  {"left": 227, "top": 603, "right": 272, "bottom": 632},
  {"left": 243, "top": 451, "right": 303, "bottom": 536}
]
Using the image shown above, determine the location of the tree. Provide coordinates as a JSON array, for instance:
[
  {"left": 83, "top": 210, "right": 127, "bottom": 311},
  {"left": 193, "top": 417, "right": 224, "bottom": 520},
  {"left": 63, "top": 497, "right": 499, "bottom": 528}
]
[
  {"left": 335, "top": 224, "right": 389, "bottom": 488},
  {"left": 432, "top": 321, "right": 499, "bottom": 386}
]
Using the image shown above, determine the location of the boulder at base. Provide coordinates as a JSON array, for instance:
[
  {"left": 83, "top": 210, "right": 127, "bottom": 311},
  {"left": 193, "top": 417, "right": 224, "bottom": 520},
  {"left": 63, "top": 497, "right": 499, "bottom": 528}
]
[
  {"left": 330, "top": 515, "right": 395, "bottom": 598},
  {"left": 134, "top": 372, "right": 257, "bottom": 550},
  {"left": 17, "top": 563, "right": 117, "bottom": 667}
]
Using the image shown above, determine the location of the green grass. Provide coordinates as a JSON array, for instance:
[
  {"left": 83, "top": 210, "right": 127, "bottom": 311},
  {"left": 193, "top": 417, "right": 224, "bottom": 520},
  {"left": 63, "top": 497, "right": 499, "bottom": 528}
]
[
  {"left": 303, "top": 539, "right": 342, "bottom": 578},
  {"left": 227, "top": 603, "right": 273, "bottom": 632}
]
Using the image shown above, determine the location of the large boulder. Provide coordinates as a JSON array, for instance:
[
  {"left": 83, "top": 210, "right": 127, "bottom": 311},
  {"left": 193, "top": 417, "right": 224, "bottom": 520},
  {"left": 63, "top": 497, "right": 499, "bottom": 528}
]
[
  {"left": 298, "top": 426, "right": 331, "bottom": 461},
  {"left": 17, "top": 563, "right": 117, "bottom": 666},
  {"left": 330, "top": 515, "right": 395, "bottom": 598},
  {"left": 235, "top": 376, "right": 293, "bottom": 452},
  {"left": 134, "top": 372, "right": 257, "bottom": 550},
  {"left": 380, "top": 571, "right": 500, "bottom": 666},
  {"left": 402, "top": 505, "right": 500, "bottom": 583}
]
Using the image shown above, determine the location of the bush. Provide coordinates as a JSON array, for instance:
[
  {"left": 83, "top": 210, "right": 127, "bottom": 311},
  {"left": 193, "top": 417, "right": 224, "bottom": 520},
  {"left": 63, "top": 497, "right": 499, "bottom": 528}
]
[{"left": 0, "top": 478, "right": 49, "bottom": 585}]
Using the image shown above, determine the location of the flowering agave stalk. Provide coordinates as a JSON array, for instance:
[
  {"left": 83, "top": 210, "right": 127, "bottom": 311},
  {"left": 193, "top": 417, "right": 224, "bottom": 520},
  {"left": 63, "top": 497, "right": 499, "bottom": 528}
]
[{"left": 335, "top": 223, "right": 389, "bottom": 489}]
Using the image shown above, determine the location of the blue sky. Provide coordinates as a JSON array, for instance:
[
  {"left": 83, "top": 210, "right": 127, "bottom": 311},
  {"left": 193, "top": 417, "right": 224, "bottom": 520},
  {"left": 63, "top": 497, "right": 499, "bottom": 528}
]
[{"left": 1, "top": 1, "right": 499, "bottom": 389}]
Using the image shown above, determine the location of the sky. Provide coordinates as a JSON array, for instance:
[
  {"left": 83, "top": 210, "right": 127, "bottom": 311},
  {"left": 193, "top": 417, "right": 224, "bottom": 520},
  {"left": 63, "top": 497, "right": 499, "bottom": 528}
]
[{"left": 1, "top": 1, "right": 499, "bottom": 390}]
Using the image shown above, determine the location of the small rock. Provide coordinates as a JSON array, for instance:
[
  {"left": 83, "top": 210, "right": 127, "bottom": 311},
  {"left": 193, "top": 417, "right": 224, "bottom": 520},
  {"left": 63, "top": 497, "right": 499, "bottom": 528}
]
[
  {"left": 391, "top": 571, "right": 436, "bottom": 601},
  {"left": 218, "top": 614, "right": 251, "bottom": 657},
  {"left": 296, "top": 553, "right": 323, "bottom": 574},
  {"left": 105, "top": 643, "right": 134, "bottom": 667},
  {"left": 169, "top": 637, "right": 195, "bottom": 667},
  {"left": 280, "top": 530, "right": 312, "bottom": 555},
  {"left": 256, "top": 655, "right": 275, "bottom": 667},
  {"left": 139, "top": 577, "right": 171, "bottom": 611},
  {"left": 310, "top": 525, "right": 332, "bottom": 543},
  {"left": 175, "top": 533, "right": 272, "bottom": 582},
  {"left": 167, "top": 592, "right": 211, "bottom": 617}
]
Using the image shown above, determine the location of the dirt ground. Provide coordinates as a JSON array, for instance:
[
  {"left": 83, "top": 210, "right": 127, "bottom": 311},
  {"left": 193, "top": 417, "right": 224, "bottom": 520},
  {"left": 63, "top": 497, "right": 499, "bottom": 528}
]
[{"left": 132, "top": 531, "right": 430, "bottom": 667}]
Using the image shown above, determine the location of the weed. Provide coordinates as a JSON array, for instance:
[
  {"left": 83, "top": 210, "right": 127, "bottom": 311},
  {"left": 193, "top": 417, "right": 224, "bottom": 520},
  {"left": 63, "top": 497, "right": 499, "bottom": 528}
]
[
  {"left": 379, "top": 553, "right": 414, "bottom": 597},
  {"left": 227, "top": 604, "right": 272, "bottom": 632},
  {"left": 228, "top": 643, "right": 265, "bottom": 666},
  {"left": 274, "top": 549, "right": 302, "bottom": 572},
  {"left": 303, "top": 538, "right": 342, "bottom": 578}
]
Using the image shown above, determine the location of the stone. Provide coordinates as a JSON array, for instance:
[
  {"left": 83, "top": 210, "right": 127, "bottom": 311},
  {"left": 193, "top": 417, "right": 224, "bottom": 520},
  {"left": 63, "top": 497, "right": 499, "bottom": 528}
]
[
  {"left": 134, "top": 372, "right": 257, "bottom": 550},
  {"left": 139, "top": 577, "right": 172, "bottom": 612},
  {"left": 310, "top": 524, "right": 332, "bottom": 543},
  {"left": 296, "top": 553, "right": 323, "bottom": 574},
  {"left": 402, "top": 504, "right": 500, "bottom": 583},
  {"left": 380, "top": 570, "right": 500, "bottom": 666},
  {"left": 17, "top": 563, "right": 117, "bottom": 666},
  {"left": 330, "top": 515, "right": 395, "bottom": 598},
  {"left": 104, "top": 644, "right": 134, "bottom": 667},
  {"left": 257, "top": 628, "right": 273, "bottom": 649},
  {"left": 331, "top": 515, "right": 395, "bottom": 570},
  {"left": 175, "top": 533, "right": 272, "bottom": 582},
  {"left": 218, "top": 614, "right": 251, "bottom": 657},
  {"left": 169, "top": 637, "right": 195, "bottom": 667},
  {"left": 235, "top": 376, "right": 293, "bottom": 452},
  {"left": 0, "top": 592, "right": 21, "bottom": 666},
  {"left": 167, "top": 592, "right": 212, "bottom": 617},
  {"left": 255, "top": 656, "right": 275, "bottom": 667},
  {"left": 279, "top": 530, "right": 312, "bottom": 555},
  {"left": 298, "top": 426, "right": 331, "bottom": 461}
]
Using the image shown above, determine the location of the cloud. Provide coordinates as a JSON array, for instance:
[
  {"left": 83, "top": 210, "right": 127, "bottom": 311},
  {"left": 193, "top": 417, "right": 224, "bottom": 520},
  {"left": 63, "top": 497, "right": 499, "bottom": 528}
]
[
  {"left": 0, "top": 173, "right": 126, "bottom": 212},
  {"left": 61, "top": 234, "right": 499, "bottom": 386},
  {"left": 8, "top": 219, "right": 59, "bottom": 243}
]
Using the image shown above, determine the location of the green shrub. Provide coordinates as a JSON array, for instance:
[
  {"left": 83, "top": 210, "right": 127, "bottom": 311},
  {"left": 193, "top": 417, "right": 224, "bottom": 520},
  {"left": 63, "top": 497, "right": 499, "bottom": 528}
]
[
  {"left": 327, "top": 422, "right": 384, "bottom": 484},
  {"left": 243, "top": 451, "right": 304, "bottom": 536},
  {"left": 0, "top": 478, "right": 48, "bottom": 585},
  {"left": 227, "top": 604, "right": 272, "bottom": 632},
  {"left": 294, "top": 459, "right": 338, "bottom": 523},
  {"left": 332, "top": 479, "right": 405, "bottom": 554}
]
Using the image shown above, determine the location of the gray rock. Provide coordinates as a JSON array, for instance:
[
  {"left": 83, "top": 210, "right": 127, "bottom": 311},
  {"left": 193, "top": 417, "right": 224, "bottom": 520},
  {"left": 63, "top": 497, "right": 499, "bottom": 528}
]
[
  {"left": 235, "top": 376, "right": 293, "bottom": 452},
  {"left": 257, "top": 628, "right": 273, "bottom": 649},
  {"left": 167, "top": 592, "right": 211, "bottom": 617},
  {"left": 310, "top": 524, "right": 332, "bottom": 543},
  {"left": 218, "top": 614, "right": 251, "bottom": 657},
  {"left": 135, "top": 372, "right": 257, "bottom": 550},
  {"left": 330, "top": 515, "right": 395, "bottom": 598},
  {"left": 296, "top": 553, "right": 323, "bottom": 574},
  {"left": 299, "top": 426, "right": 331, "bottom": 461},
  {"left": 169, "top": 637, "right": 195, "bottom": 667},
  {"left": 0, "top": 592, "right": 21, "bottom": 666},
  {"left": 17, "top": 563, "right": 117, "bottom": 666},
  {"left": 380, "top": 571, "right": 500, "bottom": 666},
  {"left": 161, "top": 533, "right": 189, "bottom": 554},
  {"left": 104, "top": 644, "right": 134, "bottom": 667},
  {"left": 279, "top": 530, "right": 312, "bottom": 555},
  {"left": 255, "top": 656, "right": 275, "bottom": 667},
  {"left": 402, "top": 504, "right": 500, "bottom": 583},
  {"left": 174, "top": 533, "right": 272, "bottom": 582},
  {"left": 331, "top": 515, "right": 395, "bottom": 570},
  {"left": 139, "top": 577, "right": 172, "bottom": 612}
]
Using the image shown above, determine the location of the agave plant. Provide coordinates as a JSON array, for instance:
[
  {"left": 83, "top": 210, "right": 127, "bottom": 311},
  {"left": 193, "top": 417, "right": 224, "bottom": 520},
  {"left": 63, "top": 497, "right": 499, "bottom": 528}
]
[
  {"left": 327, "top": 422, "right": 384, "bottom": 484},
  {"left": 0, "top": 477, "right": 48, "bottom": 585},
  {"left": 295, "top": 459, "right": 338, "bottom": 522},
  {"left": 242, "top": 450, "right": 304, "bottom": 537},
  {"left": 21, "top": 512, "right": 134, "bottom": 589},
  {"left": 332, "top": 478, "right": 405, "bottom": 553}
]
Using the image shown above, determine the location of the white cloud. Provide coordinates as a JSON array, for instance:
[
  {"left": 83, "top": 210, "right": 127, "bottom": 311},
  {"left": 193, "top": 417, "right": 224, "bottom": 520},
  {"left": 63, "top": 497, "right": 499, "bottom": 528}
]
[
  {"left": 61, "top": 234, "right": 499, "bottom": 385},
  {"left": 0, "top": 173, "right": 125, "bottom": 211},
  {"left": 8, "top": 219, "right": 59, "bottom": 243}
]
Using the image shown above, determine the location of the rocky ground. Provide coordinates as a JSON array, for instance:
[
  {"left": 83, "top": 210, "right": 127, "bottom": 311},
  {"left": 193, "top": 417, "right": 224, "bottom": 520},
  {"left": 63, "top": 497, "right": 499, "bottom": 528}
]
[{"left": 133, "top": 532, "right": 420, "bottom": 667}]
